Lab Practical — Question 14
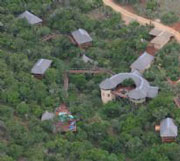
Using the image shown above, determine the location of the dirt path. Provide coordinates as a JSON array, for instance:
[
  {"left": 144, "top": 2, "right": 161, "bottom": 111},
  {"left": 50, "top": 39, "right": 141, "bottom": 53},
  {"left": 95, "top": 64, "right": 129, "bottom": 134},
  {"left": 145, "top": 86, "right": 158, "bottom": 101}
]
[{"left": 103, "top": 0, "right": 180, "bottom": 43}]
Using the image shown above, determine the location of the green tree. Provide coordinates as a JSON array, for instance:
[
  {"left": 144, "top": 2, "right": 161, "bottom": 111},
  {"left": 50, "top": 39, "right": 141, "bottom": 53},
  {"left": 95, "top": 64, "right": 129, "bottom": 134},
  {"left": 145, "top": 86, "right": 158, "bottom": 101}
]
[{"left": 161, "top": 12, "right": 179, "bottom": 25}]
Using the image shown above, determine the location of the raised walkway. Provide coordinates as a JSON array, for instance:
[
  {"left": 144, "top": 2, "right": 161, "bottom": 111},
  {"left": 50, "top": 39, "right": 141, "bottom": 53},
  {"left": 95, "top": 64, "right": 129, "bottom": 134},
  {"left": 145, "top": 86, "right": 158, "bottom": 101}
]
[{"left": 64, "top": 68, "right": 114, "bottom": 91}]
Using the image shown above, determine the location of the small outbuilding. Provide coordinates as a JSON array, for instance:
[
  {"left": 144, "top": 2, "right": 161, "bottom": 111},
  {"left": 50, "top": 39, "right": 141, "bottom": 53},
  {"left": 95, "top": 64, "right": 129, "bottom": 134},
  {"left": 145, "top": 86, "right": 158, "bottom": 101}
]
[
  {"left": 159, "top": 118, "right": 178, "bottom": 143},
  {"left": 71, "top": 28, "right": 92, "bottom": 48},
  {"left": 149, "top": 28, "right": 162, "bottom": 37},
  {"left": 131, "top": 51, "right": 154, "bottom": 73},
  {"left": 82, "top": 54, "right": 94, "bottom": 63},
  {"left": 41, "top": 111, "right": 55, "bottom": 121},
  {"left": 18, "top": 11, "right": 43, "bottom": 25},
  {"left": 82, "top": 54, "right": 97, "bottom": 65},
  {"left": 31, "top": 59, "right": 52, "bottom": 79},
  {"left": 149, "top": 28, "right": 173, "bottom": 49}
]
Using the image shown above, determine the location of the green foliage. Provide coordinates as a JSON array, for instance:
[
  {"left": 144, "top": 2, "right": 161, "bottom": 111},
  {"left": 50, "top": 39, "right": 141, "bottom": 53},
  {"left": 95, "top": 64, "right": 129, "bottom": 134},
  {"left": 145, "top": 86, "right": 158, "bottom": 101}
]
[
  {"left": 121, "top": 78, "right": 135, "bottom": 86},
  {"left": 116, "top": 0, "right": 139, "bottom": 4},
  {"left": 0, "top": 0, "right": 180, "bottom": 160},
  {"left": 0, "top": 155, "right": 14, "bottom": 161},
  {"left": 135, "top": 143, "right": 180, "bottom": 161},
  {"left": 80, "top": 148, "right": 119, "bottom": 161},
  {"left": 16, "top": 102, "right": 29, "bottom": 115},
  {"left": 102, "top": 102, "right": 122, "bottom": 118},
  {"left": 146, "top": 0, "right": 158, "bottom": 11},
  {"left": 7, "top": 144, "right": 23, "bottom": 159},
  {"left": 161, "top": 12, "right": 179, "bottom": 25},
  {"left": 148, "top": 93, "right": 175, "bottom": 120},
  {"left": 155, "top": 42, "right": 180, "bottom": 80}
]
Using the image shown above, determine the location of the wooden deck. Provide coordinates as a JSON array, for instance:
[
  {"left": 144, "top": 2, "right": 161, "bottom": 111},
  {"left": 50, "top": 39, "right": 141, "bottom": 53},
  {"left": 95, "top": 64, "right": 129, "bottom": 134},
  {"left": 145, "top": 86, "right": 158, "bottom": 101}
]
[
  {"left": 42, "top": 33, "right": 58, "bottom": 41},
  {"left": 174, "top": 97, "right": 180, "bottom": 108},
  {"left": 162, "top": 137, "right": 176, "bottom": 143}
]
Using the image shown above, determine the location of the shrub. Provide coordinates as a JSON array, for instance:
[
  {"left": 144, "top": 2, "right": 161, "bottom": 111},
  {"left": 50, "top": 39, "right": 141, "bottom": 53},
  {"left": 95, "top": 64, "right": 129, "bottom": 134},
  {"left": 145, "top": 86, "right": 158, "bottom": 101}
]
[
  {"left": 16, "top": 102, "right": 29, "bottom": 115},
  {"left": 161, "top": 12, "right": 179, "bottom": 25},
  {"left": 116, "top": 0, "right": 139, "bottom": 4},
  {"left": 146, "top": 0, "right": 158, "bottom": 11}
]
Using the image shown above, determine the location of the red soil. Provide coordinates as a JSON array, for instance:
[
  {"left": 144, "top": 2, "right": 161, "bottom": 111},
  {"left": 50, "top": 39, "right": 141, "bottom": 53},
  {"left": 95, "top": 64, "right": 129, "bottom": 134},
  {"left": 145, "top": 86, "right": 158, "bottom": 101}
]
[
  {"left": 146, "top": 45, "right": 158, "bottom": 56},
  {"left": 171, "top": 22, "right": 180, "bottom": 32},
  {"left": 174, "top": 97, "right": 180, "bottom": 108},
  {"left": 167, "top": 78, "right": 180, "bottom": 85},
  {"left": 121, "top": 5, "right": 136, "bottom": 14},
  {"left": 140, "top": 0, "right": 146, "bottom": 4}
]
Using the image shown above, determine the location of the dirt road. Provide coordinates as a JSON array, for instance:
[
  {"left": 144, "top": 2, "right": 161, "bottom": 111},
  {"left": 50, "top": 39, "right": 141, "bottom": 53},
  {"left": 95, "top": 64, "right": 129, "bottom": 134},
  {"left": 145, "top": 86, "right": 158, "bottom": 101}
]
[{"left": 103, "top": 0, "right": 180, "bottom": 43}]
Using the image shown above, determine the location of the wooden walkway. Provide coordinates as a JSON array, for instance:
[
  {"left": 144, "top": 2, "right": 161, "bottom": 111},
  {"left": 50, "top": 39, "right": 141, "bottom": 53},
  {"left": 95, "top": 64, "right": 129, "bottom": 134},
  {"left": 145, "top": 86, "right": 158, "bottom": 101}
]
[
  {"left": 68, "top": 68, "right": 114, "bottom": 75},
  {"left": 42, "top": 33, "right": 58, "bottom": 41},
  {"left": 174, "top": 97, "right": 180, "bottom": 108},
  {"left": 64, "top": 68, "right": 114, "bottom": 91},
  {"left": 64, "top": 72, "right": 69, "bottom": 92}
]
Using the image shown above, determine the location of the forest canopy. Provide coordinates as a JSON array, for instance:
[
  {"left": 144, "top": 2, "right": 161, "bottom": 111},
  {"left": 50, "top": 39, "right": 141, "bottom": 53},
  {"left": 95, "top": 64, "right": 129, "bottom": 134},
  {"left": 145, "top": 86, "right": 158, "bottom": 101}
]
[{"left": 0, "top": 0, "right": 180, "bottom": 161}]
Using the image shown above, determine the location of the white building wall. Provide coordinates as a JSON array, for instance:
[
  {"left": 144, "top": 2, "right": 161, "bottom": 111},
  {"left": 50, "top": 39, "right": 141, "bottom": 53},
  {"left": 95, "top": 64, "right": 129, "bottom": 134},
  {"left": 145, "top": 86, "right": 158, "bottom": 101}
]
[{"left": 101, "top": 89, "right": 115, "bottom": 104}]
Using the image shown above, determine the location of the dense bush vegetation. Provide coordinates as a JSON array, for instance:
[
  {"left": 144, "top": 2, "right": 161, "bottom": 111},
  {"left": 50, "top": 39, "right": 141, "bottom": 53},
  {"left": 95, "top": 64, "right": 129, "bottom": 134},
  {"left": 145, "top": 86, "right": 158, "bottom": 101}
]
[
  {"left": 129, "top": 0, "right": 179, "bottom": 25},
  {"left": 161, "top": 12, "right": 179, "bottom": 25},
  {"left": 0, "top": 0, "right": 180, "bottom": 161},
  {"left": 116, "top": 0, "right": 139, "bottom": 4}
]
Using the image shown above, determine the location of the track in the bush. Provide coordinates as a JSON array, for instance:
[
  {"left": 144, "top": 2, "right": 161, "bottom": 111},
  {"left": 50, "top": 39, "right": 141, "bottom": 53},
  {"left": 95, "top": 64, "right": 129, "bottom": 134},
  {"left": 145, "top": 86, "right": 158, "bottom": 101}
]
[{"left": 103, "top": 0, "right": 180, "bottom": 43}]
